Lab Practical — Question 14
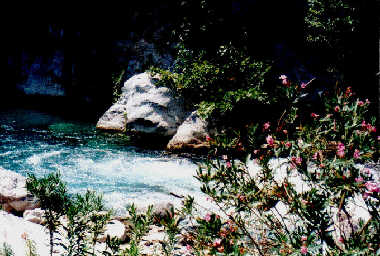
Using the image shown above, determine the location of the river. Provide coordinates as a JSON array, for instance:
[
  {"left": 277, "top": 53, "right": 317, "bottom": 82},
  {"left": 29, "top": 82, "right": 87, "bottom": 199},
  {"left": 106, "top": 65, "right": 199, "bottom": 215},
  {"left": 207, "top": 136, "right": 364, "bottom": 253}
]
[{"left": 0, "top": 107, "right": 206, "bottom": 214}]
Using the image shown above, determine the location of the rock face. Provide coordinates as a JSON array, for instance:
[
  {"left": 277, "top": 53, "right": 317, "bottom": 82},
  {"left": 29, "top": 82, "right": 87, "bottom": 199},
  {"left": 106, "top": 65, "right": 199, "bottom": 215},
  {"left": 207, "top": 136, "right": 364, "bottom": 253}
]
[
  {"left": 97, "top": 73, "right": 186, "bottom": 136},
  {"left": 0, "top": 210, "right": 51, "bottom": 255},
  {"left": 167, "top": 111, "right": 211, "bottom": 151},
  {"left": 0, "top": 168, "right": 39, "bottom": 213},
  {"left": 16, "top": 50, "right": 66, "bottom": 97}
]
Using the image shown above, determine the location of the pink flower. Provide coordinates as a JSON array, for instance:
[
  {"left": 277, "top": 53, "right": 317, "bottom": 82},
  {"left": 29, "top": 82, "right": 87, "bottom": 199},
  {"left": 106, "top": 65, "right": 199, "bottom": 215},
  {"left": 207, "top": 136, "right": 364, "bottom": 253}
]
[
  {"left": 301, "top": 245, "right": 308, "bottom": 255},
  {"left": 362, "top": 168, "right": 372, "bottom": 176},
  {"left": 283, "top": 129, "right": 288, "bottom": 134},
  {"left": 217, "top": 245, "right": 225, "bottom": 253},
  {"left": 338, "top": 237, "right": 345, "bottom": 243},
  {"left": 186, "top": 244, "right": 192, "bottom": 251},
  {"left": 355, "top": 177, "right": 364, "bottom": 183},
  {"left": 206, "top": 135, "right": 212, "bottom": 142},
  {"left": 301, "top": 83, "right": 307, "bottom": 89},
  {"left": 213, "top": 238, "right": 222, "bottom": 247},
  {"left": 285, "top": 141, "right": 292, "bottom": 148},
  {"left": 279, "top": 75, "right": 290, "bottom": 86},
  {"left": 337, "top": 150, "right": 345, "bottom": 158},
  {"left": 334, "top": 106, "right": 340, "bottom": 112},
  {"left": 336, "top": 142, "right": 345, "bottom": 158},
  {"left": 266, "top": 135, "right": 274, "bottom": 146},
  {"left": 301, "top": 235, "right": 307, "bottom": 241},
  {"left": 310, "top": 113, "right": 319, "bottom": 118},
  {"left": 367, "top": 124, "right": 376, "bottom": 133},
  {"left": 345, "top": 87, "right": 352, "bottom": 97},
  {"left": 361, "top": 120, "right": 367, "bottom": 129},
  {"left": 238, "top": 194, "right": 246, "bottom": 202},
  {"left": 21, "top": 232, "right": 28, "bottom": 240},
  {"left": 226, "top": 161, "right": 232, "bottom": 168},
  {"left": 365, "top": 98, "right": 370, "bottom": 104},
  {"left": 353, "top": 149, "right": 360, "bottom": 159},
  {"left": 312, "top": 152, "right": 318, "bottom": 160},
  {"left": 253, "top": 149, "right": 259, "bottom": 154},
  {"left": 357, "top": 100, "right": 364, "bottom": 107},
  {"left": 263, "top": 122, "right": 270, "bottom": 130},
  {"left": 204, "top": 213, "right": 211, "bottom": 222},
  {"left": 365, "top": 181, "right": 380, "bottom": 193}
]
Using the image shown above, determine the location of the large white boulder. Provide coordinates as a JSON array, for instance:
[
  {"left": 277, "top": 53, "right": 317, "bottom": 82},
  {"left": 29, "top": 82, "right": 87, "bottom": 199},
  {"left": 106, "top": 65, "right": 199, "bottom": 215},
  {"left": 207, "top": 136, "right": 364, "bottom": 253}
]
[
  {"left": 0, "top": 210, "right": 52, "bottom": 256},
  {"left": 0, "top": 168, "right": 39, "bottom": 213},
  {"left": 97, "top": 73, "right": 186, "bottom": 136},
  {"left": 167, "top": 111, "right": 211, "bottom": 151}
]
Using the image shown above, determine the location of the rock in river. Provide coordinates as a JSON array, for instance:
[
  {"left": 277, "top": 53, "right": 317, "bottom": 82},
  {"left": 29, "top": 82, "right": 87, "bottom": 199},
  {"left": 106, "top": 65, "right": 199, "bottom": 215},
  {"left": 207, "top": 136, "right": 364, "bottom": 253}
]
[{"left": 97, "top": 72, "right": 186, "bottom": 136}]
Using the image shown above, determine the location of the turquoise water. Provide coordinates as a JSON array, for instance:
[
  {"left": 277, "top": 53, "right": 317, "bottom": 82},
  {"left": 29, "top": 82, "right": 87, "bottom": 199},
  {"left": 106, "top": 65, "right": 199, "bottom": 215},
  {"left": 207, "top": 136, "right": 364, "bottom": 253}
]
[{"left": 0, "top": 108, "right": 205, "bottom": 213}]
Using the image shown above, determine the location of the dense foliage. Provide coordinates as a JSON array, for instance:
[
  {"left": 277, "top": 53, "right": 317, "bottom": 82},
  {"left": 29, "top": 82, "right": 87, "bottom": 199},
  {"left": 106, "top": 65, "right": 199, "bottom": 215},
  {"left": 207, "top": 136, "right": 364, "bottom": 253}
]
[
  {"left": 191, "top": 79, "right": 378, "bottom": 255},
  {"left": 305, "top": 0, "right": 360, "bottom": 76},
  {"left": 150, "top": 44, "right": 271, "bottom": 120}
]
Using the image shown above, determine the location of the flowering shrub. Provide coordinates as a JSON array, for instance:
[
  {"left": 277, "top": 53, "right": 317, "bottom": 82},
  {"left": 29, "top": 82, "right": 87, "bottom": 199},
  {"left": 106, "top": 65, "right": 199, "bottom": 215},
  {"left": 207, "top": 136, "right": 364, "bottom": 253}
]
[{"left": 192, "top": 76, "right": 378, "bottom": 255}]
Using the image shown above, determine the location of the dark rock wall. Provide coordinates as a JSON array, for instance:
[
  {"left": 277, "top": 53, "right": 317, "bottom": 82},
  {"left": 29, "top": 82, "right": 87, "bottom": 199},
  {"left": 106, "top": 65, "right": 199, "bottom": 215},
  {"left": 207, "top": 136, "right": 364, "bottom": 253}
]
[{"left": 5, "top": 1, "right": 377, "bottom": 117}]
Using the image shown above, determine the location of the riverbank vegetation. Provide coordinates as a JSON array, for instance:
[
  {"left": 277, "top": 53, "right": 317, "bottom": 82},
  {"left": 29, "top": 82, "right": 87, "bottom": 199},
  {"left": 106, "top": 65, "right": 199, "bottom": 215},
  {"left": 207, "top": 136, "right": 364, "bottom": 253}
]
[
  {"left": 7, "top": 75, "right": 376, "bottom": 256},
  {"left": 2, "top": 0, "right": 378, "bottom": 255}
]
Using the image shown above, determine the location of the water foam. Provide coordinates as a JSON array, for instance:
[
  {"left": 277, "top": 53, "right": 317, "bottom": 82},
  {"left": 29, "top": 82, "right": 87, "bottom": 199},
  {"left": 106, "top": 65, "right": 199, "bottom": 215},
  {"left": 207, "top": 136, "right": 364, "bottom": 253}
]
[{"left": 0, "top": 108, "right": 208, "bottom": 214}]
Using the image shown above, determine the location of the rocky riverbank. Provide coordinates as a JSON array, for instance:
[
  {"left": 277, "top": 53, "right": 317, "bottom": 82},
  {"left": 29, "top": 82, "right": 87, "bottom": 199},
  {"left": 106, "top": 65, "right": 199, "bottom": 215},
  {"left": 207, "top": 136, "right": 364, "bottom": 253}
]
[
  {"left": 0, "top": 167, "right": 195, "bottom": 256},
  {"left": 2, "top": 161, "right": 379, "bottom": 255}
]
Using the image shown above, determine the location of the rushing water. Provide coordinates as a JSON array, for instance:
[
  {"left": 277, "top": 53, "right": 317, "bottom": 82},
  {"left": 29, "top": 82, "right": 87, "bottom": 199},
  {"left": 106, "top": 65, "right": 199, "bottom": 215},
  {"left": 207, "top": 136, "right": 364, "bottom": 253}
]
[{"left": 0, "top": 108, "right": 206, "bottom": 214}]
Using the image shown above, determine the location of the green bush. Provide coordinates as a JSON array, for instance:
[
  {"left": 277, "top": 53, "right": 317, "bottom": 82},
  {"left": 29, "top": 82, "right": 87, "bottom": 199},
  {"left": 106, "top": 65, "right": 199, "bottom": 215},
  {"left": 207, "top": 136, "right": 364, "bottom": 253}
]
[
  {"left": 26, "top": 172, "right": 69, "bottom": 256},
  {"left": 26, "top": 173, "right": 113, "bottom": 256},
  {"left": 305, "top": 0, "right": 360, "bottom": 75},
  {"left": 0, "top": 243, "right": 14, "bottom": 256},
  {"left": 150, "top": 43, "right": 271, "bottom": 121}
]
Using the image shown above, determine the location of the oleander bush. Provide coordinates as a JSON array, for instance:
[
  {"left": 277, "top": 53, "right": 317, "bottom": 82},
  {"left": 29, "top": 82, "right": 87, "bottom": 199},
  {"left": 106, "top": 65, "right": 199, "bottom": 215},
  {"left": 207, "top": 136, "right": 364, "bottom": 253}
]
[{"left": 187, "top": 77, "right": 379, "bottom": 255}]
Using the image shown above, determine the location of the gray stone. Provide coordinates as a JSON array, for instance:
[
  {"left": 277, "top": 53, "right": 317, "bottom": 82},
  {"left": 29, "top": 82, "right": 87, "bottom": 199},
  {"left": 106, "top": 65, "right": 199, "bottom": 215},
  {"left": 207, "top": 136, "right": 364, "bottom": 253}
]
[
  {"left": 152, "top": 202, "right": 174, "bottom": 219},
  {"left": 96, "top": 103, "right": 128, "bottom": 132},
  {"left": 167, "top": 111, "right": 211, "bottom": 151},
  {"left": 0, "top": 168, "right": 39, "bottom": 213},
  {"left": 97, "top": 73, "right": 186, "bottom": 136}
]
